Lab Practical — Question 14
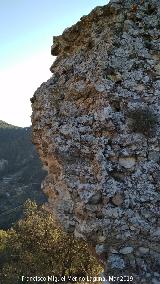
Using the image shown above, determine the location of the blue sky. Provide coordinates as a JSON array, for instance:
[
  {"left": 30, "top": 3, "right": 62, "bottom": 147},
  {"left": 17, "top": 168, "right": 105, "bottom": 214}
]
[{"left": 0, "top": 0, "right": 108, "bottom": 126}]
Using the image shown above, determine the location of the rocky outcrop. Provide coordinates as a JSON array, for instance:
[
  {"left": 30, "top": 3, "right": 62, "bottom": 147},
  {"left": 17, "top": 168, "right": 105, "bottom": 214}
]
[{"left": 31, "top": 0, "right": 160, "bottom": 283}]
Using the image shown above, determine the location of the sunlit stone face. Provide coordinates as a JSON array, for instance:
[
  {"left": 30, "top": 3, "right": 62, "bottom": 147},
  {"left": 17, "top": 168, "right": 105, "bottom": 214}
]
[{"left": 31, "top": 0, "right": 160, "bottom": 281}]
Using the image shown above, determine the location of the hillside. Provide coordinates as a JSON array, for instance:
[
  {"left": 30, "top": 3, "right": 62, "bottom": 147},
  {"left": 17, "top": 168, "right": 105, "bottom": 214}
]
[
  {"left": 0, "top": 120, "right": 46, "bottom": 229},
  {"left": 0, "top": 120, "right": 18, "bottom": 129}
]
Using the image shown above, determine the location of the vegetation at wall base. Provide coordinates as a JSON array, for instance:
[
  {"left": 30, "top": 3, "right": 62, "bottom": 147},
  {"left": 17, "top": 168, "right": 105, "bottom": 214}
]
[{"left": 0, "top": 200, "right": 103, "bottom": 284}]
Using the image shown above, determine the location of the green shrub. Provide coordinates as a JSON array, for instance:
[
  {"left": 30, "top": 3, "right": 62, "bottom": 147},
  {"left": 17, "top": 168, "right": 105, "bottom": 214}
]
[
  {"left": 128, "top": 108, "right": 157, "bottom": 136},
  {"left": 0, "top": 200, "right": 102, "bottom": 284}
]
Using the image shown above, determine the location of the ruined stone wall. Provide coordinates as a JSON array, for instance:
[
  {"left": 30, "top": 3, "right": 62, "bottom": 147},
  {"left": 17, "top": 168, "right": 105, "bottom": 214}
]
[{"left": 31, "top": 0, "right": 160, "bottom": 283}]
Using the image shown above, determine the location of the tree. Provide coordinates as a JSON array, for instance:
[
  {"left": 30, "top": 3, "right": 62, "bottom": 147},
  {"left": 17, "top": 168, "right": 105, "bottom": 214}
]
[{"left": 0, "top": 200, "right": 102, "bottom": 284}]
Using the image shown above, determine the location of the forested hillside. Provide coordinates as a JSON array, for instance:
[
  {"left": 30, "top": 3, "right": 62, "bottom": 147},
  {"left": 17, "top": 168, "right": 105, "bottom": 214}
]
[{"left": 0, "top": 120, "right": 46, "bottom": 228}]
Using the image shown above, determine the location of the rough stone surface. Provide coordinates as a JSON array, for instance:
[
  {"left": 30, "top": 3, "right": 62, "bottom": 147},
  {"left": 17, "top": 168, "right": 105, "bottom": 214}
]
[
  {"left": 119, "top": 246, "right": 134, "bottom": 255},
  {"left": 31, "top": 0, "right": 160, "bottom": 283}
]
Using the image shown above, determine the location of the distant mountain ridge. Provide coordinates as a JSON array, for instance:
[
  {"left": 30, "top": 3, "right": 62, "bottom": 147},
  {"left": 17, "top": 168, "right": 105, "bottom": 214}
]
[
  {"left": 0, "top": 120, "right": 19, "bottom": 129},
  {"left": 0, "top": 120, "right": 46, "bottom": 228}
]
